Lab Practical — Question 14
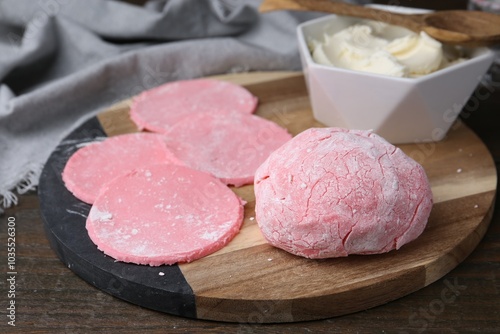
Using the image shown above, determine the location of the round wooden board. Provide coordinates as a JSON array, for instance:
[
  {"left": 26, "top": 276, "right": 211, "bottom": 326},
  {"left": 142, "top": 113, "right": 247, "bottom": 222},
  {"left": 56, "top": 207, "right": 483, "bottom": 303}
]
[{"left": 39, "top": 72, "right": 497, "bottom": 323}]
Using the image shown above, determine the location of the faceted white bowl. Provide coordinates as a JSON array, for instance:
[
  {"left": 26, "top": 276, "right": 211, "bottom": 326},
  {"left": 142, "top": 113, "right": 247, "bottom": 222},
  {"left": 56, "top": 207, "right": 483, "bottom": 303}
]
[{"left": 297, "top": 8, "right": 495, "bottom": 144}]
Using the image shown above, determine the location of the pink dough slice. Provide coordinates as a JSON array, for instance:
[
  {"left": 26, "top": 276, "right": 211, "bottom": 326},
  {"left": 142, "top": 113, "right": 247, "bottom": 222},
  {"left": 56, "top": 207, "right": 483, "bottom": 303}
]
[
  {"left": 62, "top": 132, "right": 181, "bottom": 204},
  {"left": 164, "top": 111, "right": 292, "bottom": 187},
  {"left": 86, "top": 164, "right": 244, "bottom": 266},
  {"left": 254, "top": 127, "right": 433, "bottom": 259},
  {"left": 130, "top": 78, "right": 258, "bottom": 133}
]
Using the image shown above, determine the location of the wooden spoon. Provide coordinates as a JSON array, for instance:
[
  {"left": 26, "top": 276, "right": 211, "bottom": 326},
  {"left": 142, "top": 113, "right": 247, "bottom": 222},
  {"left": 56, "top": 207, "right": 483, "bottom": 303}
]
[{"left": 260, "top": 0, "right": 500, "bottom": 47}]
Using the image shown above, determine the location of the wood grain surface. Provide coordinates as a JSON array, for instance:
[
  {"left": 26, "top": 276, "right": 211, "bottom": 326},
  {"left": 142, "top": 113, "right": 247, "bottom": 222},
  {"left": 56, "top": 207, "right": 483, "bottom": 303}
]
[
  {"left": 259, "top": 0, "right": 500, "bottom": 46},
  {"left": 2, "top": 70, "right": 500, "bottom": 332},
  {"left": 95, "top": 72, "right": 497, "bottom": 322},
  {"left": 4, "top": 0, "right": 499, "bottom": 328}
]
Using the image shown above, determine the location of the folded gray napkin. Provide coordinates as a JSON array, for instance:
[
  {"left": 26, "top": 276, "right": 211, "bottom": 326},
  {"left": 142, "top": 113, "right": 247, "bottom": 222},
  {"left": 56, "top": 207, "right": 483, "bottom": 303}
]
[{"left": 0, "top": 0, "right": 323, "bottom": 213}]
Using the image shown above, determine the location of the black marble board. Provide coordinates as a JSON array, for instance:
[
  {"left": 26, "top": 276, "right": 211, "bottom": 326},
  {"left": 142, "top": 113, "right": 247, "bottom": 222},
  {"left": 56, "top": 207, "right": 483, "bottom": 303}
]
[{"left": 38, "top": 117, "right": 197, "bottom": 319}]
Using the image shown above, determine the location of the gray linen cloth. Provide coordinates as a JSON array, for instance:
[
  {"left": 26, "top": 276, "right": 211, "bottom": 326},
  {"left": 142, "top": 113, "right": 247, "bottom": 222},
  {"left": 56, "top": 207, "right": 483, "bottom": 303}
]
[{"left": 0, "top": 0, "right": 323, "bottom": 213}]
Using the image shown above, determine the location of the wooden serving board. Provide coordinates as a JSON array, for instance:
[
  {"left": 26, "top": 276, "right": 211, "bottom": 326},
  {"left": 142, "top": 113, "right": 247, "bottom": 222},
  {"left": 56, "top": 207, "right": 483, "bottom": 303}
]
[{"left": 39, "top": 72, "right": 497, "bottom": 323}]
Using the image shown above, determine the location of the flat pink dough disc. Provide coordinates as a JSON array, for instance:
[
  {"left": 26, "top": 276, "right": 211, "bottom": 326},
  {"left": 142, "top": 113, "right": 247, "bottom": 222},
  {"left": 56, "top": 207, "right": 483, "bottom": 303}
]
[
  {"left": 254, "top": 127, "right": 433, "bottom": 259},
  {"left": 62, "top": 133, "right": 181, "bottom": 204},
  {"left": 86, "top": 164, "right": 244, "bottom": 266},
  {"left": 130, "top": 78, "right": 258, "bottom": 133},
  {"left": 164, "top": 111, "right": 292, "bottom": 187}
]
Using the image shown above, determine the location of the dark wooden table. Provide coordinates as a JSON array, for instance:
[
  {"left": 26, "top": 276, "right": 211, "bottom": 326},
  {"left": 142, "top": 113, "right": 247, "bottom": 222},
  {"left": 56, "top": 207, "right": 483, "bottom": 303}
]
[{"left": 2, "top": 2, "right": 500, "bottom": 333}]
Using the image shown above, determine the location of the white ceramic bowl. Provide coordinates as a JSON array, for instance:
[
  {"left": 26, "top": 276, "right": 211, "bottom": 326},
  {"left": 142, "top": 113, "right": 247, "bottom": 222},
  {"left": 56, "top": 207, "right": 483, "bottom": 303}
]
[{"left": 297, "top": 6, "right": 495, "bottom": 144}]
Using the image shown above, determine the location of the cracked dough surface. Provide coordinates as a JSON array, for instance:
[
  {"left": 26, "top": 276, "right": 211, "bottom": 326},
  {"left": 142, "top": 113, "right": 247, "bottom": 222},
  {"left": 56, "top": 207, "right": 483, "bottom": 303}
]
[
  {"left": 86, "top": 164, "right": 244, "bottom": 266},
  {"left": 254, "top": 127, "right": 433, "bottom": 259}
]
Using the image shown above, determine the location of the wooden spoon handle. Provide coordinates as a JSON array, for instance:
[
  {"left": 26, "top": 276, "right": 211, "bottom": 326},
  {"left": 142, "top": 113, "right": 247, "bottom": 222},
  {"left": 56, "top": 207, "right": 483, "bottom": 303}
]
[{"left": 260, "top": 0, "right": 423, "bottom": 33}]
